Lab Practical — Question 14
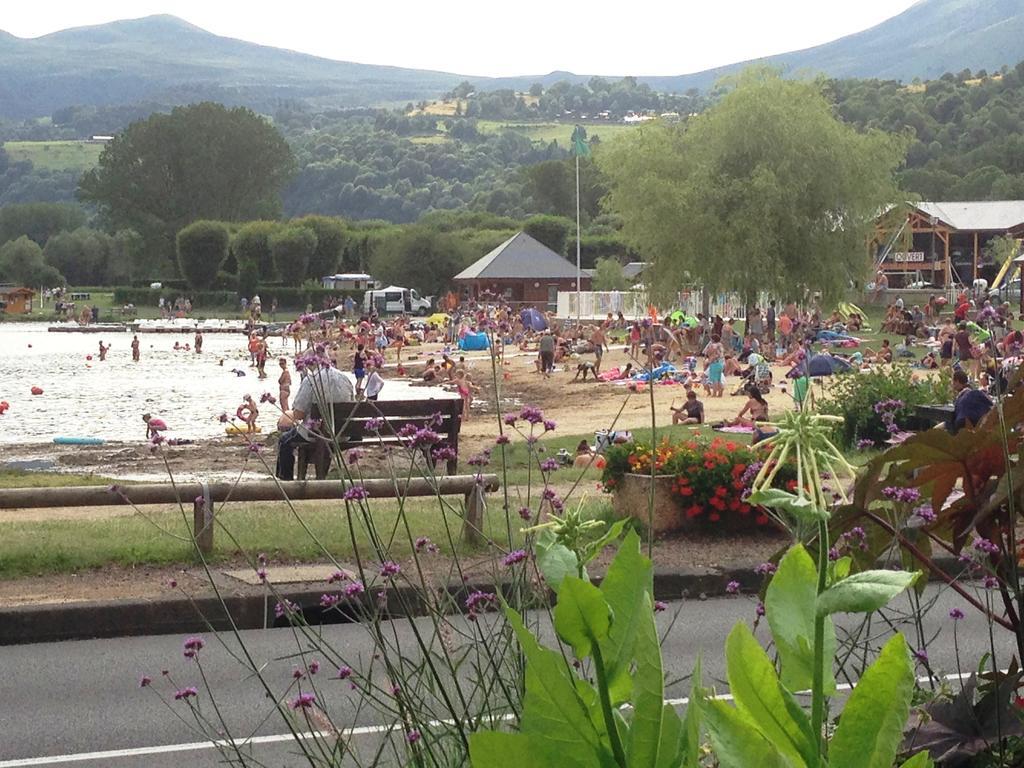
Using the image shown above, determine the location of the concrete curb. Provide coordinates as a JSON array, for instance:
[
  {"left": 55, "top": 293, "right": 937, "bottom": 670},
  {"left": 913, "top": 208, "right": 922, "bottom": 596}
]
[{"left": 0, "top": 556, "right": 968, "bottom": 646}]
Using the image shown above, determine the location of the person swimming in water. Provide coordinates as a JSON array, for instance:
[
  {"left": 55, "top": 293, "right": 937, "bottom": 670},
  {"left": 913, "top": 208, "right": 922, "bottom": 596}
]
[
  {"left": 131, "top": 335, "right": 140, "bottom": 362},
  {"left": 98, "top": 340, "right": 109, "bottom": 361}
]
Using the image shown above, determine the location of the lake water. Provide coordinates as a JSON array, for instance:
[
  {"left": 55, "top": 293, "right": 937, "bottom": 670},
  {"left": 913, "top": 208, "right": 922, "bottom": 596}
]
[{"left": 0, "top": 324, "right": 456, "bottom": 444}]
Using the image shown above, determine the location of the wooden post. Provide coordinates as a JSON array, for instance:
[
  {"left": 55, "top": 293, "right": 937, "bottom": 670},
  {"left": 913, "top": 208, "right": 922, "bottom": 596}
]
[
  {"left": 973, "top": 232, "right": 979, "bottom": 281},
  {"left": 462, "top": 485, "right": 485, "bottom": 545},
  {"left": 193, "top": 492, "right": 214, "bottom": 555}
]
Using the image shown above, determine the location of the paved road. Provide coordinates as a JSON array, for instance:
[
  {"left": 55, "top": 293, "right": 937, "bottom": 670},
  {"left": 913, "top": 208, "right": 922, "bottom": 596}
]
[{"left": 0, "top": 587, "right": 1014, "bottom": 767}]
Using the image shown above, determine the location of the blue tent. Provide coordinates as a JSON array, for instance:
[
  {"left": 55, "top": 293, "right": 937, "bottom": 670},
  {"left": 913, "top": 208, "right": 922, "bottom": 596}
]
[
  {"left": 459, "top": 332, "right": 490, "bottom": 351},
  {"left": 520, "top": 308, "right": 547, "bottom": 332}
]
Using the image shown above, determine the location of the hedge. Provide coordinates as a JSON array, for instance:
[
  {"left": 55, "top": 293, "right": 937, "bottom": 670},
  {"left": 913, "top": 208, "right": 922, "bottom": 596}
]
[{"left": 112, "top": 286, "right": 365, "bottom": 311}]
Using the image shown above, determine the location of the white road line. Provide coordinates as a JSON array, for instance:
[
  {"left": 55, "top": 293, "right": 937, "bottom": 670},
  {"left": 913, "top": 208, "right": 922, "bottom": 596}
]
[{"left": 0, "top": 672, "right": 968, "bottom": 767}]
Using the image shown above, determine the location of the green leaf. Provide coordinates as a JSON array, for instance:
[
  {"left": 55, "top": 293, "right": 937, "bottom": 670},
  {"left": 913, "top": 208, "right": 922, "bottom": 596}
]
[
  {"left": 503, "top": 604, "right": 615, "bottom": 767},
  {"left": 766, "top": 544, "right": 837, "bottom": 693},
  {"left": 747, "top": 488, "right": 827, "bottom": 522},
  {"left": 654, "top": 703, "right": 685, "bottom": 768},
  {"left": 725, "top": 622, "right": 813, "bottom": 766},
  {"left": 469, "top": 732, "right": 533, "bottom": 767},
  {"left": 830, "top": 633, "right": 915, "bottom": 768},
  {"left": 701, "top": 698, "right": 795, "bottom": 768},
  {"left": 898, "top": 752, "right": 934, "bottom": 768},
  {"left": 828, "top": 555, "right": 852, "bottom": 584},
  {"left": 680, "top": 658, "right": 703, "bottom": 768},
  {"left": 535, "top": 528, "right": 582, "bottom": 593},
  {"left": 599, "top": 528, "right": 653, "bottom": 704},
  {"left": 582, "top": 517, "right": 630, "bottom": 566},
  {"left": 554, "top": 576, "right": 612, "bottom": 658},
  {"left": 626, "top": 592, "right": 664, "bottom": 767},
  {"left": 816, "top": 570, "right": 920, "bottom": 617}
]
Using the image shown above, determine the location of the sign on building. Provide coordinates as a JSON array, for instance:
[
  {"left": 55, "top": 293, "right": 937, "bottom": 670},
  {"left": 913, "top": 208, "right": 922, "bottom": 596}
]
[{"left": 891, "top": 251, "right": 926, "bottom": 263}]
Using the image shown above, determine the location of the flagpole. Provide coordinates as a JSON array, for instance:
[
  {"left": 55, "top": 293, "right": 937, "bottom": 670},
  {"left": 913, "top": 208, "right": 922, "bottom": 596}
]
[{"left": 575, "top": 148, "right": 581, "bottom": 322}]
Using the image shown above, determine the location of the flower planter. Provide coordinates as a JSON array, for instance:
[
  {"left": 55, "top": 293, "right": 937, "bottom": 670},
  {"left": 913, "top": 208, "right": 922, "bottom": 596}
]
[{"left": 611, "top": 473, "right": 686, "bottom": 534}]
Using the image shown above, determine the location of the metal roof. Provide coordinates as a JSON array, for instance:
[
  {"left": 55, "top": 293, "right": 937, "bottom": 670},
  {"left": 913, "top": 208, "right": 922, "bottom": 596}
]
[
  {"left": 913, "top": 201, "right": 1024, "bottom": 232},
  {"left": 453, "top": 232, "right": 580, "bottom": 280}
]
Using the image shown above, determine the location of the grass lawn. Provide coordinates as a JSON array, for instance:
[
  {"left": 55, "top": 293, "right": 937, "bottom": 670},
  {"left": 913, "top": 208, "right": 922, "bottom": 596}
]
[
  {"left": 0, "top": 494, "right": 619, "bottom": 579},
  {"left": 476, "top": 120, "right": 639, "bottom": 145},
  {"left": 4, "top": 140, "right": 103, "bottom": 172},
  {"left": 0, "top": 469, "right": 114, "bottom": 489}
]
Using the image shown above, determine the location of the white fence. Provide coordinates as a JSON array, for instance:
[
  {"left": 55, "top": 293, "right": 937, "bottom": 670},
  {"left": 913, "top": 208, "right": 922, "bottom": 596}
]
[{"left": 557, "top": 290, "right": 769, "bottom": 321}]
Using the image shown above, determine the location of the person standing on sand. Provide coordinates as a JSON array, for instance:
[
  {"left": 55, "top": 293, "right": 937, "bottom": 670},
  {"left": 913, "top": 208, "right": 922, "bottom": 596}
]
[
  {"left": 98, "top": 340, "right": 109, "bottom": 361},
  {"left": 539, "top": 330, "right": 556, "bottom": 377},
  {"left": 131, "top": 335, "right": 140, "bottom": 362},
  {"left": 590, "top": 325, "right": 608, "bottom": 374},
  {"left": 278, "top": 357, "right": 292, "bottom": 411}
]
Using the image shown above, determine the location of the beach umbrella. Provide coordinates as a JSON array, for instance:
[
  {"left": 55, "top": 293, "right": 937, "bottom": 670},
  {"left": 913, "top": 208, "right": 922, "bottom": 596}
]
[
  {"left": 520, "top": 308, "right": 548, "bottom": 332},
  {"left": 805, "top": 354, "right": 852, "bottom": 377}
]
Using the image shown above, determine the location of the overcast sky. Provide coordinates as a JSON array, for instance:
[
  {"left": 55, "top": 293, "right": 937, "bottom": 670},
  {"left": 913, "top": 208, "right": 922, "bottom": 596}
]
[{"left": 1, "top": 1, "right": 921, "bottom": 77}]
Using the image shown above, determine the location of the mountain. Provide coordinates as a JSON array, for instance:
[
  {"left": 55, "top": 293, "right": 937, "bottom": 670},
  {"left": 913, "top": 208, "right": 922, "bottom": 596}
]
[
  {"left": 0, "top": 15, "right": 469, "bottom": 119},
  {"left": 638, "top": 0, "right": 1024, "bottom": 92},
  {"left": 1, "top": 0, "right": 1022, "bottom": 122},
  {"left": 489, "top": 0, "right": 1024, "bottom": 92}
]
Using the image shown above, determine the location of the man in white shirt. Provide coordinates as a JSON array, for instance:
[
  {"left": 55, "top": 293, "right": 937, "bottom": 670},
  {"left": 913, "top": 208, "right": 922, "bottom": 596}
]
[{"left": 275, "top": 364, "right": 355, "bottom": 480}]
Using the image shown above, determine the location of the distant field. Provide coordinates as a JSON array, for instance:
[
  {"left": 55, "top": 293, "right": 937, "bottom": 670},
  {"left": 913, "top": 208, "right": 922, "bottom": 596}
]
[
  {"left": 476, "top": 120, "right": 640, "bottom": 145},
  {"left": 3, "top": 140, "right": 104, "bottom": 172}
]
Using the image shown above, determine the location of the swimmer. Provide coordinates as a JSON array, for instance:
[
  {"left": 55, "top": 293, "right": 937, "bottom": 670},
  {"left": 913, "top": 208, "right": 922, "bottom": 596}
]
[
  {"left": 194, "top": 331, "right": 203, "bottom": 354},
  {"left": 278, "top": 357, "right": 292, "bottom": 411},
  {"left": 131, "top": 335, "right": 140, "bottom": 362},
  {"left": 98, "top": 340, "right": 109, "bottom": 361},
  {"left": 142, "top": 413, "right": 168, "bottom": 440}
]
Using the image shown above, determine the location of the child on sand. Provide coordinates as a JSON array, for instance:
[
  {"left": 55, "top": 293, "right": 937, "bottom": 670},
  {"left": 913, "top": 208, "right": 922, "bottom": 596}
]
[
  {"left": 453, "top": 369, "right": 479, "bottom": 420},
  {"left": 353, "top": 343, "right": 367, "bottom": 396},
  {"left": 364, "top": 364, "right": 385, "bottom": 401},
  {"left": 142, "top": 413, "right": 168, "bottom": 440},
  {"left": 238, "top": 395, "right": 259, "bottom": 433},
  {"left": 278, "top": 358, "right": 292, "bottom": 411},
  {"left": 671, "top": 390, "right": 705, "bottom": 425}
]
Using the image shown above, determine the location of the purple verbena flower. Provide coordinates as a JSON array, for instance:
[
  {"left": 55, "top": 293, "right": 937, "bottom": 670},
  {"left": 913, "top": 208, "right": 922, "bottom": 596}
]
[
  {"left": 502, "top": 549, "right": 528, "bottom": 566},
  {"left": 415, "top": 536, "right": 438, "bottom": 553},
  {"left": 653, "top": 600, "right": 668, "bottom": 613},
  {"left": 290, "top": 693, "right": 316, "bottom": 709},
  {"left": 754, "top": 562, "right": 777, "bottom": 576},
  {"left": 174, "top": 686, "right": 198, "bottom": 701},
  {"left": 543, "top": 419, "right": 557, "bottom": 432},
  {"left": 343, "top": 581, "right": 365, "bottom": 597},
  {"left": 518, "top": 506, "right": 532, "bottom": 521},
  {"left": 343, "top": 485, "right": 370, "bottom": 501},
  {"left": 973, "top": 538, "right": 1000, "bottom": 556},
  {"left": 495, "top": 435, "right": 510, "bottom": 445},
  {"left": 539, "top": 458, "right": 559, "bottom": 472},
  {"left": 320, "top": 594, "right": 340, "bottom": 608},
  {"left": 949, "top": 607, "right": 965, "bottom": 620},
  {"left": 336, "top": 665, "right": 353, "bottom": 680},
  {"left": 379, "top": 561, "right": 401, "bottom": 579},
  {"left": 139, "top": 675, "right": 152, "bottom": 688},
  {"left": 365, "top": 417, "right": 384, "bottom": 432},
  {"left": 407, "top": 729, "right": 421, "bottom": 744},
  {"left": 725, "top": 580, "right": 740, "bottom": 595}
]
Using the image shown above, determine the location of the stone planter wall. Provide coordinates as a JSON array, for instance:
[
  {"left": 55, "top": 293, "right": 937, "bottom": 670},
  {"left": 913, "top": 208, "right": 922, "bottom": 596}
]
[{"left": 611, "top": 473, "right": 684, "bottom": 534}]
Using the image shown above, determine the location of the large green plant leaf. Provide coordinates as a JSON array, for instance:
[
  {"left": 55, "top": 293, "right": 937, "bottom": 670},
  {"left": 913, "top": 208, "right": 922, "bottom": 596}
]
[
  {"left": 599, "top": 529, "right": 653, "bottom": 704},
  {"left": 554, "top": 576, "right": 612, "bottom": 658},
  {"left": 747, "top": 489, "right": 827, "bottom": 522},
  {"left": 702, "top": 698, "right": 795, "bottom": 768},
  {"left": 535, "top": 528, "right": 582, "bottom": 592},
  {"left": 654, "top": 703, "right": 685, "bottom": 768},
  {"left": 765, "top": 544, "right": 837, "bottom": 693},
  {"left": 898, "top": 753, "right": 934, "bottom": 768},
  {"left": 725, "top": 622, "right": 813, "bottom": 767},
  {"left": 468, "top": 732, "right": 535, "bottom": 767},
  {"left": 504, "top": 605, "right": 616, "bottom": 767},
  {"left": 679, "top": 658, "right": 703, "bottom": 768},
  {"left": 626, "top": 592, "right": 665, "bottom": 767},
  {"left": 816, "top": 570, "right": 920, "bottom": 617},
  {"left": 829, "top": 633, "right": 915, "bottom": 768}
]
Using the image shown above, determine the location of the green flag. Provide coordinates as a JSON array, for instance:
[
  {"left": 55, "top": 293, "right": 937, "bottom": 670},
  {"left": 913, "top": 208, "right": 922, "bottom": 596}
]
[{"left": 570, "top": 125, "right": 590, "bottom": 157}]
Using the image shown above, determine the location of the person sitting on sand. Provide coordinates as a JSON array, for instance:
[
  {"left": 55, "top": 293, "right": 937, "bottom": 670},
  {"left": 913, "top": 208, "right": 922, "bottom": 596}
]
[
  {"left": 671, "top": 390, "right": 705, "bottom": 425},
  {"left": 724, "top": 384, "right": 769, "bottom": 429},
  {"left": 142, "top": 413, "right": 168, "bottom": 440},
  {"left": 573, "top": 439, "right": 596, "bottom": 468}
]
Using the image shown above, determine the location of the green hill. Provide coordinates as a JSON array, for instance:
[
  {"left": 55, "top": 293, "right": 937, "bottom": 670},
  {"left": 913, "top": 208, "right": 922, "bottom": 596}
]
[{"left": 0, "top": 15, "right": 467, "bottom": 119}]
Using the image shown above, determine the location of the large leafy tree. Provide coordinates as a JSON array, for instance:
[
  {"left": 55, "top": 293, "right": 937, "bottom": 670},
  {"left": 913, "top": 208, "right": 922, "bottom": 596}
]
[
  {"left": 599, "top": 69, "right": 907, "bottom": 303},
  {"left": 0, "top": 203, "right": 86, "bottom": 248},
  {"left": 0, "top": 236, "right": 64, "bottom": 287},
  {"left": 79, "top": 102, "right": 295, "bottom": 267},
  {"left": 271, "top": 226, "right": 317, "bottom": 287},
  {"left": 369, "top": 226, "right": 475, "bottom": 296},
  {"left": 293, "top": 215, "right": 347, "bottom": 279}
]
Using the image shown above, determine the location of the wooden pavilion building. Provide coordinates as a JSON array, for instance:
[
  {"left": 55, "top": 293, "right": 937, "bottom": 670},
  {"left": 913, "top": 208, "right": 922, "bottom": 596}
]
[
  {"left": 0, "top": 286, "right": 35, "bottom": 314},
  {"left": 453, "top": 232, "right": 590, "bottom": 311},
  {"left": 872, "top": 201, "right": 1024, "bottom": 287}
]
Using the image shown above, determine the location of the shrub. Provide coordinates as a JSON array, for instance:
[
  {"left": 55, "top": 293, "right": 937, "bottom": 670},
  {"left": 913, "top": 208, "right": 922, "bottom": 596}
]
[
  {"left": 271, "top": 226, "right": 317, "bottom": 286},
  {"left": 232, "top": 221, "right": 280, "bottom": 282},
  {"left": 176, "top": 221, "right": 229, "bottom": 291},
  {"left": 818, "top": 365, "right": 950, "bottom": 448}
]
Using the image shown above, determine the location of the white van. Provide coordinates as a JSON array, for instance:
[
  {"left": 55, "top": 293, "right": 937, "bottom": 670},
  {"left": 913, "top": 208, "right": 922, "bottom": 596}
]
[{"left": 363, "top": 286, "right": 432, "bottom": 316}]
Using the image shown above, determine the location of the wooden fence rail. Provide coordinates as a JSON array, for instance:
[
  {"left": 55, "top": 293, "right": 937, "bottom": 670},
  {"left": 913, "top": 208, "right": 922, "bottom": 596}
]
[{"left": 0, "top": 475, "right": 499, "bottom": 553}]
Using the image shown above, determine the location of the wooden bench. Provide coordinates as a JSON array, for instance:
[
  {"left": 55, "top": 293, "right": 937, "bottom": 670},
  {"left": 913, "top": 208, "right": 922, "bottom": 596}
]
[{"left": 296, "top": 398, "right": 463, "bottom": 480}]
